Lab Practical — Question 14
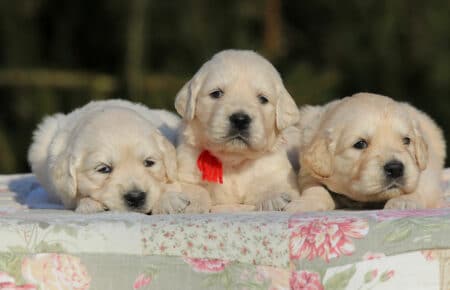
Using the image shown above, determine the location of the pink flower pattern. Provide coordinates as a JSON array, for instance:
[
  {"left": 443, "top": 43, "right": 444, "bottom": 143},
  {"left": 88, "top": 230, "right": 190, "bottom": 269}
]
[
  {"left": 0, "top": 272, "right": 36, "bottom": 290},
  {"left": 0, "top": 283, "right": 37, "bottom": 290},
  {"left": 290, "top": 271, "right": 324, "bottom": 290},
  {"left": 289, "top": 216, "right": 369, "bottom": 262},
  {"left": 0, "top": 273, "right": 15, "bottom": 285},
  {"left": 133, "top": 274, "right": 152, "bottom": 289},
  {"left": 183, "top": 257, "right": 230, "bottom": 273},
  {"left": 362, "top": 252, "right": 386, "bottom": 261},
  {"left": 380, "top": 270, "right": 395, "bottom": 282},
  {"left": 141, "top": 213, "right": 290, "bottom": 267},
  {"left": 421, "top": 250, "right": 437, "bottom": 261},
  {"left": 21, "top": 254, "right": 90, "bottom": 290},
  {"left": 255, "top": 266, "right": 290, "bottom": 289},
  {"left": 369, "top": 269, "right": 378, "bottom": 280},
  {"left": 0, "top": 174, "right": 450, "bottom": 289}
]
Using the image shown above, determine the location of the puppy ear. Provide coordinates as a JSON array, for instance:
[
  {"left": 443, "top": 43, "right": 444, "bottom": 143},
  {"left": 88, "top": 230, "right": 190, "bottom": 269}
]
[
  {"left": 302, "top": 137, "right": 333, "bottom": 178},
  {"left": 154, "top": 131, "right": 178, "bottom": 182},
  {"left": 175, "top": 69, "right": 205, "bottom": 120},
  {"left": 276, "top": 84, "right": 300, "bottom": 130},
  {"left": 413, "top": 123, "right": 428, "bottom": 171},
  {"left": 50, "top": 152, "right": 78, "bottom": 209}
]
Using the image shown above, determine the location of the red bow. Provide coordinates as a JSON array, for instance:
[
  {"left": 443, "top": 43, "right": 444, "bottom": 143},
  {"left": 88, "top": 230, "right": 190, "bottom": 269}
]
[{"left": 197, "top": 150, "right": 223, "bottom": 184}]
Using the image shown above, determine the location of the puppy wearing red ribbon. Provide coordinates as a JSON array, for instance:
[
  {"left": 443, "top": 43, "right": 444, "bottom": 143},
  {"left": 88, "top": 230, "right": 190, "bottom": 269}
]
[{"left": 174, "top": 50, "right": 300, "bottom": 212}]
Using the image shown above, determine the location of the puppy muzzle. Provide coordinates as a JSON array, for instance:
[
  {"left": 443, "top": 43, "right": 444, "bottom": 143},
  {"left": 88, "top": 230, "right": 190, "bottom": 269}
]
[
  {"left": 229, "top": 111, "right": 252, "bottom": 131},
  {"left": 384, "top": 160, "right": 404, "bottom": 179},
  {"left": 226, "top": 111, "right": 252, "bottom": 142},
  {"left": 123, "top": 190, "right": 147, "bottom": 209}
]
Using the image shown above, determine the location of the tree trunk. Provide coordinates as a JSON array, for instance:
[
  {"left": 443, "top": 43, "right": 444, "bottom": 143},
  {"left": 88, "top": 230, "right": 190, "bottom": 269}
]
[
  {"left": 125, "top": 0, "right": 148, "bottom": 99},
  {"left": 263, "top": 0, "right": 283, "bottom": 60}
]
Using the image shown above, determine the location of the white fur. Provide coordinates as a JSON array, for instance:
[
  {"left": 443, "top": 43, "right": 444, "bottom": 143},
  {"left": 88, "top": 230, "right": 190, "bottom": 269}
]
[
  {"left": 175, "top": 49, "right": 300, "bottom": 211},
  {"left": 28, "top": 99, "right": 210, "bottom": 214},
  {"left": 287, "top": 93, "right": 446, "bottom": 211}
]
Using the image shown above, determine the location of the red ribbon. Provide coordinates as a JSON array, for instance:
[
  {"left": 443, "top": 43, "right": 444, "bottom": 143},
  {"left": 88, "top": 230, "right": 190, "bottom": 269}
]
[{"left": 197, "top": 150, "right": 223, "bottom": 184}]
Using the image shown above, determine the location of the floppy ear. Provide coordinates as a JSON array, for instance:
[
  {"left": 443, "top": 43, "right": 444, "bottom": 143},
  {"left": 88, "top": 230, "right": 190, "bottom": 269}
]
[
  {"left": 301, "top": 137, "right": 333, "bottom": 178},
  {"left": 276, "top": 83, "right": 300, "bottom": 130},
  {"left": 50, "top": 152, "right": 78, "bottom": 209},
  {"left": 154, "top": 131, "right": 178, "bottom": 182},
  {"left": 174, "top": 69, "right": 205, "bottom": 120},
  {"left": 413, "top": 123, "right": 428, "bottom": 171}
]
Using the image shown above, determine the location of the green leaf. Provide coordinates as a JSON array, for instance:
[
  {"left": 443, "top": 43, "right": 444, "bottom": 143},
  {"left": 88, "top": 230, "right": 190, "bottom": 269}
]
[
  {"left": 144, "top": 265, "right": 159, "bottom": 277},
  {"left": 0, "top": 253, "right": 25, "bottom": 284},
  {"left": 35, "top": 241, "right": 66, "bottom": 253},
  {"left": 324, "top": 265, "right": 356, "bottom": 290},
  {"left": 375, "top": 219, "right": 412, "bottom": 239},
  {"left": 7, "top": 246, "right": 28, "bottom": 254},
  {"left": 379, "top": 270, "right": 395, "bottom": 282},
  {"left": 364, "top": 269, "right": 377, "bottom": 283},
  {"left": 384, "top": 225, "right": 413, "bottom": 242}
]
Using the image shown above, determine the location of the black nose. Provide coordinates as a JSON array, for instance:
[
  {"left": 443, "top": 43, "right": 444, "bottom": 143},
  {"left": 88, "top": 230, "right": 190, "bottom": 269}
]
[
  {"left": 384, "top": 160, "right": 404, "bottom": 179},
  {"left": 123, "top": 191, "right": 146, "bottom": 208},
  {"left": 229, "top": 112, "right": 251, "bottom": 131}
]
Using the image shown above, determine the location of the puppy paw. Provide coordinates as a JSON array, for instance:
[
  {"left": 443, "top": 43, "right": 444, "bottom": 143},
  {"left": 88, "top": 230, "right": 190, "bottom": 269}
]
[
  {"left": 155, "top": 191, "right": 191, "bottom": 214},
  {"left": 256, "top": 192, "right": 292, "bottom": 211},
  {"left": 384, "top": 197, "right": 424, "bottom": 210},
  {"left": 184, "top": 196, "right": 211, "bottom": 214},
  {"left": 284, "top": 198, "right": 334, "bottom": 212},
  {"left": 75, "top": 198, "right": 106, "bottom": 214}
]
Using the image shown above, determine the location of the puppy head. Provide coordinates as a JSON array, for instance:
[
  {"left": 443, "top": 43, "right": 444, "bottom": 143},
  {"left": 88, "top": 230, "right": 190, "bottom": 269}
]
[
  {"left": 175, "top": 49, "right": 299, "bottom": 156},
  {"left": 51, "top": 108, "right": 177, "bottom": 212},
  {"left": 302, "top": 93, "right": 428, "bottom": 201}
]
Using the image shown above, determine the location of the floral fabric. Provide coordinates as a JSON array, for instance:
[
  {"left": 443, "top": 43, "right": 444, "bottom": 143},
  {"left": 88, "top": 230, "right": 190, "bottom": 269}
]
[{"left": 0, "top": 171, "right": 450, "bottom": 289}]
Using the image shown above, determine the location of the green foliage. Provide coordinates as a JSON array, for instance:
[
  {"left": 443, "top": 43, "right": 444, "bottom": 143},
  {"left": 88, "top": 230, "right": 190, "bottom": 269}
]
[
  {"left": 0, "top": 252, "right": 25, "bottom": 283},
  {"left": 0, "top": 0, "right": 448, "bottom": 173},
  {"left": 324, "top": 265, "right": 356, "bottom": 290}
]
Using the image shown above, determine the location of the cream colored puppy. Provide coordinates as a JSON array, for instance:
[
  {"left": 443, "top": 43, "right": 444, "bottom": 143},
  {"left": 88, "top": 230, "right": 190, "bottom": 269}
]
[
  {"left": 175, "top": 49, "right": 300, "bottom": 212},
  {"left": 28, "top": 99, "right": 210, "bottom": 214},
  {"left": 287, "top": 93, "right": 446, "bottom": 211}
]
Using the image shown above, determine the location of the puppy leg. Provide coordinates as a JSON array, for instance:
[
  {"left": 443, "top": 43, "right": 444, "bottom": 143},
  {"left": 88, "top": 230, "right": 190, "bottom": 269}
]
[
  {"left": 384, "top": 196, "right": 423, "bottom": 210},
  {"left": 247, "top": 181, "right": 299, "bottom": 211},
  {"left": 76, "top": 197, "right": 106, "bottom": 213},
  {"left": 285, "top": 185, "right": 336, "bottom": 212},
  {"left": 154, "top": 191, "right": 191, "bottom": 214},
  {"left": 255, "top": 192, "right": 293, "bottom": 211},
  {"left": 249, "top": 166, "right": 301, "bottom": 211},
  {"left": 154, "top": 183, "right": 211, "bottom": 214}
]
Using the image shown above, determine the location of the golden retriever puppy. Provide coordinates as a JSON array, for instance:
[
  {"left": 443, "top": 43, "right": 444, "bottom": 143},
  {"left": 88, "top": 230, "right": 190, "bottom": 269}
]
[
  {"left": 28, "top": 99, "right": 210, "bottom": 214},
  {"left": 175, "top": 49, "right": 300, "bottom": 212},
  {"left": 287, "top": 93, "right": 446, "bottom": 211}
]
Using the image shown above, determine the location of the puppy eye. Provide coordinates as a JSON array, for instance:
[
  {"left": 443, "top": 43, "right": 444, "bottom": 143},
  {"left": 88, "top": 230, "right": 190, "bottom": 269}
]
[
  {"left": 209, "top": 89, "right": 223, "bottom": 99},
  {"left": 403, "top": 137, "right": 411, "bottom": 145},
  {"left": 258, "top": 95, "right": 269, "bottom": 104},
  {"left": 144, "top": 159, "right": 155, "bottom": 167},
  {"left": 353, "top": 139, "right": 368, "bottom": 150},
  {"left": 96, "top": 164, "right": 112, "bottom": 174}
]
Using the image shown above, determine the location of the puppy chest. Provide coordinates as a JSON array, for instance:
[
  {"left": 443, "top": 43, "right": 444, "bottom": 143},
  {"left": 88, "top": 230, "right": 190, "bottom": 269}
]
[{"left": 206, "top": 170, "right": 252, "bottom": 204}]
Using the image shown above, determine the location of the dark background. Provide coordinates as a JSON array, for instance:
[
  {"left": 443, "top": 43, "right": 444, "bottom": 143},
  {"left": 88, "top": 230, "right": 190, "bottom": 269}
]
[{"left": 0, "top": 0, "right": 448, "bottom": 173}]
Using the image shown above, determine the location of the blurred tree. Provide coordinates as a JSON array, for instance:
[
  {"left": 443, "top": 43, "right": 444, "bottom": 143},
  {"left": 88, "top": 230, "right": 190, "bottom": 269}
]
[
  {"left": 0, "top": 0, "right": 448, "bottom": 173},
  {"left": 263, "top": 0, "right": 283, "bottom": 59},
  {"left": 0, "top": 0, "right": 44, "bottom": 67},
  {"left": 125, "top": 0, "right": 148, "bottom": 100}
]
